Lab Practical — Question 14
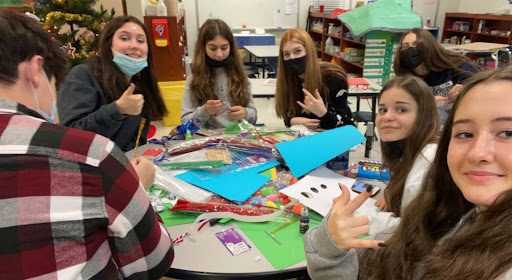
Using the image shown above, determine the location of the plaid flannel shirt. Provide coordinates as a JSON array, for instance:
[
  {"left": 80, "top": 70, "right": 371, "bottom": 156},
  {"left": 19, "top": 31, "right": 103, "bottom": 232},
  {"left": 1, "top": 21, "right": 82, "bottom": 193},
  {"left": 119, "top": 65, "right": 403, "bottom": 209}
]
[{"left": 0, "top": 99, "right": 173, "bottom": 279}]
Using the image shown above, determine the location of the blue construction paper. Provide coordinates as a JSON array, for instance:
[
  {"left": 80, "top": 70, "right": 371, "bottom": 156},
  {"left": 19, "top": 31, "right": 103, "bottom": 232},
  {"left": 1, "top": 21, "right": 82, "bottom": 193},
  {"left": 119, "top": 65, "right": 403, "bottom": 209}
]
[
  {"left": 275, "top": 126, "right": 365, "bottom": 178},
  {"left": 175, "top": 161, "right": 280, "bottom": 203}
]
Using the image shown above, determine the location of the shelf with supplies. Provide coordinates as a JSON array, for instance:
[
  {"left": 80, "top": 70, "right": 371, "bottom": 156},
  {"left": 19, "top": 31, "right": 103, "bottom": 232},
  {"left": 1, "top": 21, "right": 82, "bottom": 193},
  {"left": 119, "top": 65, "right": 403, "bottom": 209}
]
[
  {"left": 442, "top": 12, "right": 512, "bottom": 45},
  {"left": 306, "top": 7, "right": 366, "bottom": 76}
]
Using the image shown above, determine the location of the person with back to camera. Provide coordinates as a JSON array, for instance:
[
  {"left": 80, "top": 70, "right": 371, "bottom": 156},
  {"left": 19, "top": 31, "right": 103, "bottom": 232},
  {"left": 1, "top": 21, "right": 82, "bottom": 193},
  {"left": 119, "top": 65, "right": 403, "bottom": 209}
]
[
  {"left": 181, "top": 18, "right": 257, "bottom": 129},
  {"left": 58, "top": 15, "right": 166, "bottom": 152},
  {"left": 275, "top": 28, "right": 354, "bottom": 130},
  {"left": 368, "top": 75, "right": 440, "bottom": 233},
  {"left": 394, "top": 28, "right": 479, "bottom": 123},
  {"left": 304, "top": 67, "right": 512, "bottom": 279},
  {"left": 0, "top": 10, "right": 173, "bottom": 279}
]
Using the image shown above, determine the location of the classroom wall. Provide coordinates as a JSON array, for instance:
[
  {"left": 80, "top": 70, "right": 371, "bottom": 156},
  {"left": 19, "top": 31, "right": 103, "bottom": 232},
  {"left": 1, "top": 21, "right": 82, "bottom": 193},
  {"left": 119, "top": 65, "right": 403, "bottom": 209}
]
[{"left": 185, "top": 0, "right": 314, "bottom": 58}]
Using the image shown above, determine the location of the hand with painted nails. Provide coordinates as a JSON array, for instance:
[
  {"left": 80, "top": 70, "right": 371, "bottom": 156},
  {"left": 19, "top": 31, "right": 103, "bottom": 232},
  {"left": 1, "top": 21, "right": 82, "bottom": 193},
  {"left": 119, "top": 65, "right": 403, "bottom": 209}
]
[
  {"left": 204, "top": 99, "right": 225, "bottom": 116},
  {"left": 297, "top": 88, "right": 328, "bottom": 117},
  {"left": 326, "top": 183, "right": 385, "bottom": 250}
]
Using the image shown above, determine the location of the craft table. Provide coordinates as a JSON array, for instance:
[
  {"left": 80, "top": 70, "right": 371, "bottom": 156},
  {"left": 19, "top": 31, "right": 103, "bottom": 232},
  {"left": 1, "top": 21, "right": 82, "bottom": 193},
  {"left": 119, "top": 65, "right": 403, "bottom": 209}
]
[{"left": 126, "top": 144, "right": 312, "bottom": 279}]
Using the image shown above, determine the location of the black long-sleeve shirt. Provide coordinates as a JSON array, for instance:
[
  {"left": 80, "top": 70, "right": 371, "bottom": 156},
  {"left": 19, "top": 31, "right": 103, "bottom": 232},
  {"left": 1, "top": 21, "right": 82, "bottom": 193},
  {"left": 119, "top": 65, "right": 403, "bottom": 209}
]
[{"left": 284, "top": 73, "right": 354, "bottom": 129}]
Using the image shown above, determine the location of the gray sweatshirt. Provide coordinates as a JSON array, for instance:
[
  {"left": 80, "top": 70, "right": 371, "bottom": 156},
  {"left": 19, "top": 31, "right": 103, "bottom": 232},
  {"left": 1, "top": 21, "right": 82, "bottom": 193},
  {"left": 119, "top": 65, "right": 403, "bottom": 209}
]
[{"left": 180, "top": 68, "right": 257, "bottom": 129}]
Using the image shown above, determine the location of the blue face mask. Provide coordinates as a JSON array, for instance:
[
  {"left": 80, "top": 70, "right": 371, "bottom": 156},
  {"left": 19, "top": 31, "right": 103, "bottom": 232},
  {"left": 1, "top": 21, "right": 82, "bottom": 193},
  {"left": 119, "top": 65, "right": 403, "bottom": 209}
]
[
  {"left": 112, "top": 51, "right": 148, "bottom": 77},
  {"left": 30, "top": 71, "right": 58, "bottom": 124}
]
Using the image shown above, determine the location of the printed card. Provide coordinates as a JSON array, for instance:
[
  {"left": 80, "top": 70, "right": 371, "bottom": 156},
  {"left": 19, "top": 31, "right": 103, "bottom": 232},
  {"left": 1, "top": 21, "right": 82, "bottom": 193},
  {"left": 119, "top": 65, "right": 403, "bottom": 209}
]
[{"left": 215, "top": 228, "right": 251, "bottom": 256}]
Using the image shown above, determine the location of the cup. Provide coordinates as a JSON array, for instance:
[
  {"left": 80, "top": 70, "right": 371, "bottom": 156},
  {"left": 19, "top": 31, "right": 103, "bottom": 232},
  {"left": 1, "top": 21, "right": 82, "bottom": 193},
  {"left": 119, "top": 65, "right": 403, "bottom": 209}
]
[{"left": 319, "top": 4, "right": 324, "bottom": 13}]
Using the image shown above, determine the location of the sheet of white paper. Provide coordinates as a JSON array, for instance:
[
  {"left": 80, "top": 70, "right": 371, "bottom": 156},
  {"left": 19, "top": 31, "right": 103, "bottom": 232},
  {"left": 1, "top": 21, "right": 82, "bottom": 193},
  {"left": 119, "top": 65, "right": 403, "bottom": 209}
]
[
  {"left": 285, "top": 0, "right": 298, "bottom": 14},
  {"left": 280, "top": 166, "right": 376, "bottom": 216}
]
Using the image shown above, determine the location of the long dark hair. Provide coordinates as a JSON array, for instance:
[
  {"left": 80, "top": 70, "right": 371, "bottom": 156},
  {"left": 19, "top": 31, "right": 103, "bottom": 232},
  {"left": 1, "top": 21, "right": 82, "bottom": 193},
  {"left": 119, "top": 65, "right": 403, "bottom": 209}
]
[
  {"left": 378, "top": 75, "right": 439, "bottom": 216},
  {"left": 190, "top": 18, "right": 249, "bottom": 106},
  {"left": 88, "top": 15, "right": 166, "bottom": 120},
  {"left": 393, "top": 28, "right": 473, "bottom": 76},
  {"left": 359, "top": 68, "right": 512, "bottom": 279},
  {"left": 275, "top": 28, "right": 346, "bottom": 122}
]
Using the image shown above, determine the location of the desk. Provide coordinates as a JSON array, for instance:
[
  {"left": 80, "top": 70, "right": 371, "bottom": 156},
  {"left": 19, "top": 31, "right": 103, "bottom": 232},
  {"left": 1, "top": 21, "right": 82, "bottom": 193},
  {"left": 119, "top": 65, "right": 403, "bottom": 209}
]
[
  {"left": 348, "top": 78, "right": 382, "bottom": 124},
  {"left": 348, "top": 79, "right": 382, "bottom": 158},
  {"left": 250, "top": 78, "right": 276, "bottom": 98},
  {"left": 244, "top": 45, "right": 280, "bottom": 78}
]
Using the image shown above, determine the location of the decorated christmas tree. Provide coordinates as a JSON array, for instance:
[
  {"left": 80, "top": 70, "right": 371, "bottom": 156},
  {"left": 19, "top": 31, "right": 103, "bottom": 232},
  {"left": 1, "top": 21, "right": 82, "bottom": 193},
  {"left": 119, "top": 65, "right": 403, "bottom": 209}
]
[{"left": 32, "top": 0, "right": 115, "bottom": 65}]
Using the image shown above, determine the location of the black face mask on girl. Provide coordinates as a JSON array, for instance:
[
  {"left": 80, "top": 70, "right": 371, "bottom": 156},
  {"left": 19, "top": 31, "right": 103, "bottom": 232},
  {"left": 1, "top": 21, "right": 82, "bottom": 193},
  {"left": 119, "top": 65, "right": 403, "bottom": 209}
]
[
  {"left": 382, "top": 140, "right": 405, "bottom": 161},
  {"left": 283, "top": 56, "right": 307, "bottom": 76},
  {"left": 399, "top": 47, "right": 423, "bottom": 70},
  {"left": 206, "top": 56, "right": 230, "bottom": 68}
]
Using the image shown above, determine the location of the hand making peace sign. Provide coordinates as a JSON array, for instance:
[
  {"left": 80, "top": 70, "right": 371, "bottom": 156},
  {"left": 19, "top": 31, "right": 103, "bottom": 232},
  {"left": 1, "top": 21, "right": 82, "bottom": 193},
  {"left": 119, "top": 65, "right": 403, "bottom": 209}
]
[{"left": 326, "top": 184, "right": 386, "bottom": 250}]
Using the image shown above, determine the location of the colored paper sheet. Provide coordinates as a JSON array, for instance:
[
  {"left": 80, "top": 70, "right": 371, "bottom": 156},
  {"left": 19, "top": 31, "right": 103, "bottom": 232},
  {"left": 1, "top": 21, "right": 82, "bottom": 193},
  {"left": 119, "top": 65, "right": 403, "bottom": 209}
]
[
  {"left": 275, "top": 126, "right": 365, "bottom": 178},
  {"left": 235, "top": 217, "right": 320, "bottom": 270},
  {"left": 176, "top": 161, "right": 280, "bottom": 203},
  {"left": 159, "top": 210, "right": 199, "bottom": 226}
]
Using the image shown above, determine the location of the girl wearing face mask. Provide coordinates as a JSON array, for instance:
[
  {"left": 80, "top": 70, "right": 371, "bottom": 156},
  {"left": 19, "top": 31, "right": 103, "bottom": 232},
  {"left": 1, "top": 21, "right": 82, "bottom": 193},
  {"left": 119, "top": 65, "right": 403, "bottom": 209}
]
[
  {"left": 275, "top": 28, "right": 353, "bottom": 130},
  {"left": 180, "top": 19, "right": 257, "bottom": 129},
  {"left": 305, "top": 67, "right": 512, "bottom": 280},
  {"left": 58, "top": 16, "right": 166, "bottom": 152},
  {"left": 394, "top": 28, "right": 479, "bottom": 123}
]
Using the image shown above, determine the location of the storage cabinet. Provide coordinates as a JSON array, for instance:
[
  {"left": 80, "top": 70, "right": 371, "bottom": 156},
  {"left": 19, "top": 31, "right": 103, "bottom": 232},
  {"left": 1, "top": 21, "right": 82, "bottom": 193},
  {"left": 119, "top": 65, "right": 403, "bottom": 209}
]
[
  {"left": 442, "top": 13, "right": 512, "bottom": 45},
  {"left": 307, "top": 9, "right": 365, "bottom": 76},
  {"left": 144, "top": 11, "right": 188, "bottom": 82}
]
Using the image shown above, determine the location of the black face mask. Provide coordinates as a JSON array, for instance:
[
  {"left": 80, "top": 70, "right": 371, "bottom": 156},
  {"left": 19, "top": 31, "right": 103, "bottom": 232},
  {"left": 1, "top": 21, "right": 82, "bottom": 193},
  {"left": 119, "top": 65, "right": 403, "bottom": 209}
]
[
  {"left": 399, "top": 47, "right": 423, "bottom": 70},
  {"left": 382, "top": 140, "right": 405, "bottom": 161},
  {"left": 206, "top": 56, "right": 230, "bottom": 68},
  {"left": 283, "top": 56, "right": 306, "bottom": 76}
]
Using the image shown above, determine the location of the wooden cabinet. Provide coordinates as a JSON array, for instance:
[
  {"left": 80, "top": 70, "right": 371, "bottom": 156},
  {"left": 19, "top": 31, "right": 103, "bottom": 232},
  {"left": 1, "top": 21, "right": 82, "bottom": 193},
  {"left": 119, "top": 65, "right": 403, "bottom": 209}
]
[
  {"left": 144, "top": 11, "right": 188, "bottom": 82},
  {"left": 442, "top": 13, "right": 512, "bottom": 45},
  {"left": 307, "top": 9, "right": 365, "bottom": 76}
]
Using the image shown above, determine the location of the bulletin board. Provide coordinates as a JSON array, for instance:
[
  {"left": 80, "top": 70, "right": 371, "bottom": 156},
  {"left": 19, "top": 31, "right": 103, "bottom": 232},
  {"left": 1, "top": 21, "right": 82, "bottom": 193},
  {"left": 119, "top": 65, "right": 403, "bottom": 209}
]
[{"left": 196, "top": 0, "right": 299, "bottom": 29}]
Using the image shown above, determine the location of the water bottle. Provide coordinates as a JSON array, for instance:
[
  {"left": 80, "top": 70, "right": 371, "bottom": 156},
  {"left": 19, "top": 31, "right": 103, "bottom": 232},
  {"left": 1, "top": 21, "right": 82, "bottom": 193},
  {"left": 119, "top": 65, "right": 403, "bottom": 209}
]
[{"left": 325, "top": 37, "right": 333, "bottom": 54}]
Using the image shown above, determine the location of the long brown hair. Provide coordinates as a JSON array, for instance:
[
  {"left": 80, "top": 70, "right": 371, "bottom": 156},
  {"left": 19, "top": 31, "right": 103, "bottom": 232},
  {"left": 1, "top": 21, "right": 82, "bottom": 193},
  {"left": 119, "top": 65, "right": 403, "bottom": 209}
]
[
  {"left": 378, "top": 75, "right": 440, "bottom": 216},
  {"left": 190, "top": 19, "right": 249, "bottom": 106},
  {"left": 393, "top": 28, "right": 473, "bottom": 76},
  {"left": 275, "top": 28, "right": 346, "bottom": 122},
  {"left": 359, "top": 68, "right": 512, "bottom": 279},
  {"left": 88, "top": 16, "right": 166, "bottom": 120}
]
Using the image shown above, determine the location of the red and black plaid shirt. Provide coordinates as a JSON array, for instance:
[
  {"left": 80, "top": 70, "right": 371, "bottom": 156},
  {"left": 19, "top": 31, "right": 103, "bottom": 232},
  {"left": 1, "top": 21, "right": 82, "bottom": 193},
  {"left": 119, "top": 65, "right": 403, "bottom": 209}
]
[{"left": 0, "top": 100, "right": 173, "bottom": 279}]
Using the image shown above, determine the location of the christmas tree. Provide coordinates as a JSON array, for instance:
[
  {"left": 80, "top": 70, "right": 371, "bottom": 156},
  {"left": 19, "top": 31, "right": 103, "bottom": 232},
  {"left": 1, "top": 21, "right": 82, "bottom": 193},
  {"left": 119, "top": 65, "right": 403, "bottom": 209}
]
[{"left": 32, "top": 0, "right": 115, "bottom": 66}]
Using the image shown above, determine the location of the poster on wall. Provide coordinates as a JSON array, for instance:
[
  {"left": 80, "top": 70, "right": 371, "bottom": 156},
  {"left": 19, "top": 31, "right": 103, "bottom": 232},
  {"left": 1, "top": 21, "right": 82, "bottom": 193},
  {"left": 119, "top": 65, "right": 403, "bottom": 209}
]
[{"left": 362, "top": 31, "right": 402, "bottom": 86}]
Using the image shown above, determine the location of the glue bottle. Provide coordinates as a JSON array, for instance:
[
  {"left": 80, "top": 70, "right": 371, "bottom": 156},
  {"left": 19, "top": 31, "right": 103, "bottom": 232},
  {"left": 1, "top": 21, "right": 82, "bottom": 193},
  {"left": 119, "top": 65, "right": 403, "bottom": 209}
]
[{"left": 299, "top": 206, "right": 310, "bottom": 234}]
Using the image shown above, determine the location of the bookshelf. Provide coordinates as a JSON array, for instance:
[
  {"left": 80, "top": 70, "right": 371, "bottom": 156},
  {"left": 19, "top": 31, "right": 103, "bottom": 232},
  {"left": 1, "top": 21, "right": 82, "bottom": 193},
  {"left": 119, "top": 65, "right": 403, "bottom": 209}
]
[
  {"left": 442, "top": 13, "right": 512, "bottom": 45},
  {"left": 307, "top": 8, "right": 365, "bottom": 76}
]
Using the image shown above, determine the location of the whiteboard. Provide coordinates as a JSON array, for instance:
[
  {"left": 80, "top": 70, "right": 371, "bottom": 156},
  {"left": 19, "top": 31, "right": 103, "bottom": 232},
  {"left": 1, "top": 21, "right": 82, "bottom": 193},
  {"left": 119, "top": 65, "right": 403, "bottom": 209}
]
[{"left": 196, "top": 0, "right": 299, "bottom": 29}]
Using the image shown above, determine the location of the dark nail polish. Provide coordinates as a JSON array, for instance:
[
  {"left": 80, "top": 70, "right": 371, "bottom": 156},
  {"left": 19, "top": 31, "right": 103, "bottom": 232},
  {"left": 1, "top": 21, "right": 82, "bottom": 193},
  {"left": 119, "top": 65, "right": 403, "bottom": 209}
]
[
  {"left": 366, "top": 185, "right": 373, "bottom": 193},
  {"left": 378, "top": 242, "right": 387, "bottom": 247}
]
